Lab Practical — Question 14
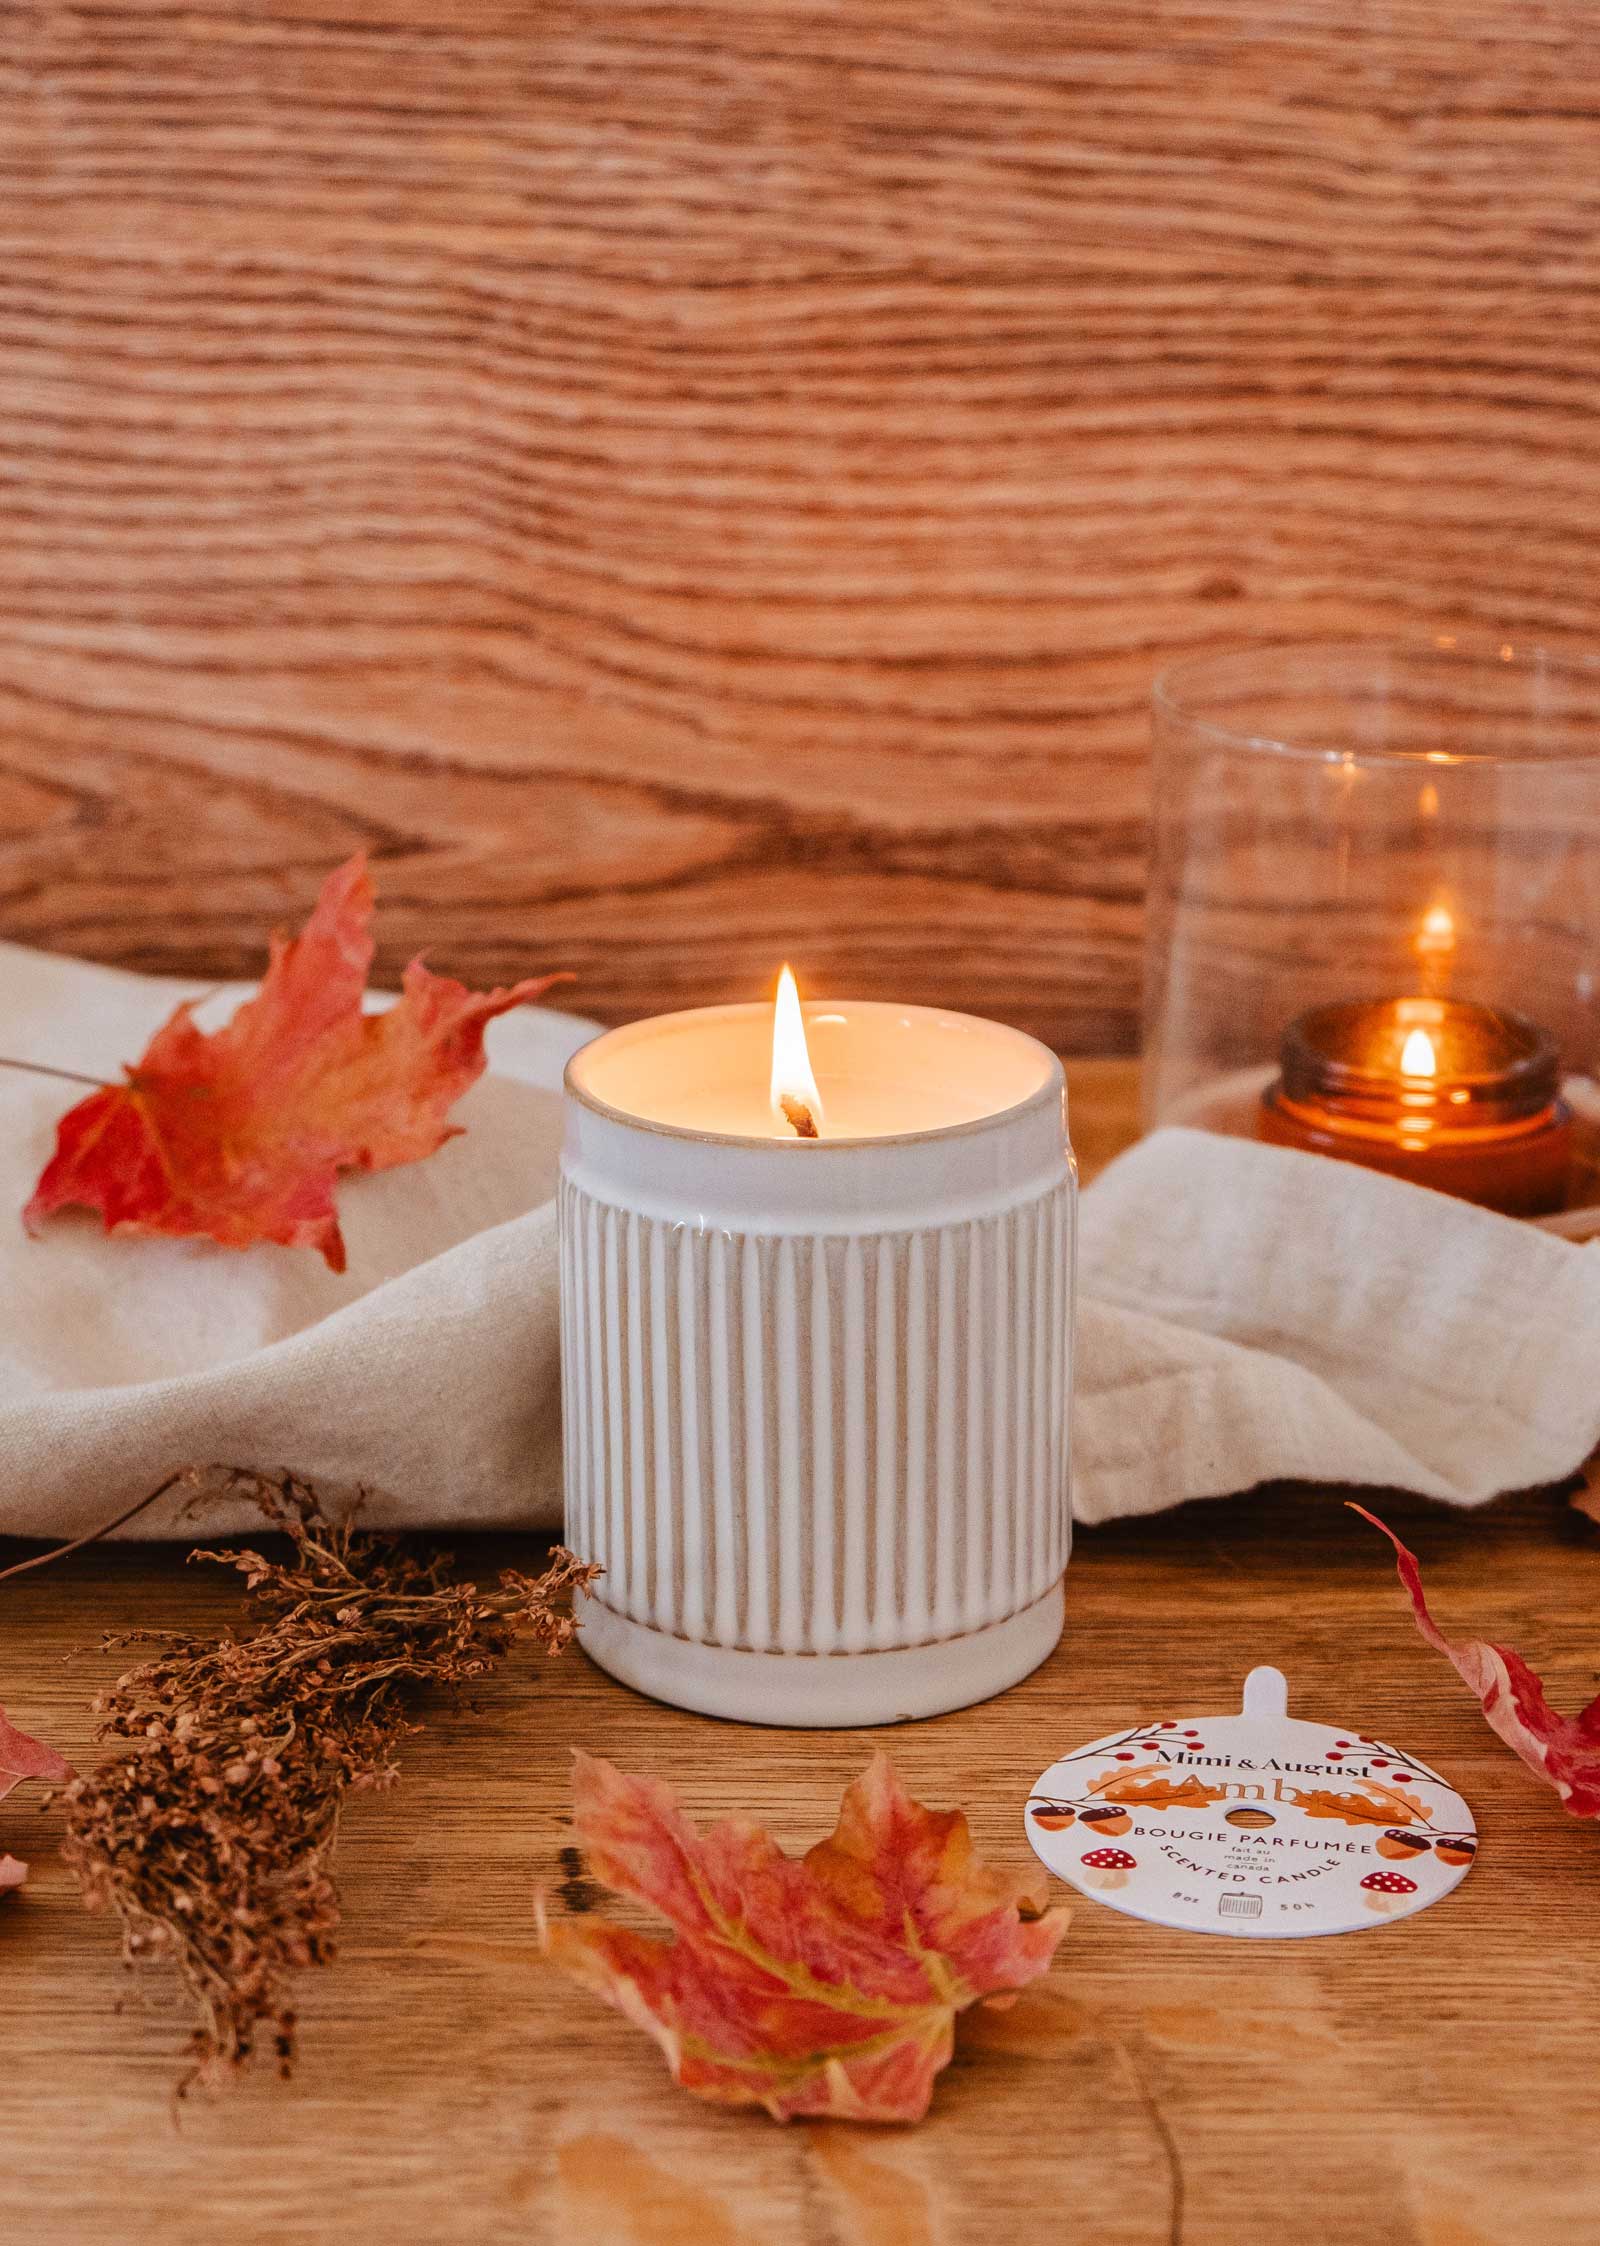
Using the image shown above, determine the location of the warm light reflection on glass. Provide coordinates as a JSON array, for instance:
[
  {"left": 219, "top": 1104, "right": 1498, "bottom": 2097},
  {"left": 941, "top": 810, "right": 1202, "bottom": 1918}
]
[
  {"left": 770, "top": 964, "right": 825, "bottom": 1135},
  {"left": 1415, "top": 900, "right": 1456, "bottom": 996}
]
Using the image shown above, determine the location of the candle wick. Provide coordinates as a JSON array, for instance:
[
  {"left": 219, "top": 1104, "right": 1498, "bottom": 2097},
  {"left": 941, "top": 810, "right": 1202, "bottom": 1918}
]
[{"left": 779, "top": 1093, "right": 819, "bottom": 1140}]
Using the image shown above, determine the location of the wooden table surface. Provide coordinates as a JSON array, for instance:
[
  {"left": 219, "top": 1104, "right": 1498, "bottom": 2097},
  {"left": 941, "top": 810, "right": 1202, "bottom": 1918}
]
[{"left": 3, "top": 1061, "right": 1598, "bottom": 2246}]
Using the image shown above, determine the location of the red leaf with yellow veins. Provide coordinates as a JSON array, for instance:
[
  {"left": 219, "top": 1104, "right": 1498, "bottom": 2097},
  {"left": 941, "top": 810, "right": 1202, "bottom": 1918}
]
[
  {"left": 1354, "top": 1505, "right": 1600, "bottom": 1817},
  {"left": 542, "top": 1750, "right": 1070, "bottom": 2123},
  {"left": 24, "top": 855, "right": 562, "bottom": 1272},
  {"left": 1, "top": 1703, "right": 71, "bottom": 1895}
]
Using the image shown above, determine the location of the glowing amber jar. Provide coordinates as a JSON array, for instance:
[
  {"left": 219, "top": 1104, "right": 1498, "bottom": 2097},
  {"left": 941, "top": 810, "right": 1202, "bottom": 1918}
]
[{"left": 1259, "top": 997, "right": 1572, "bottom": 1215}]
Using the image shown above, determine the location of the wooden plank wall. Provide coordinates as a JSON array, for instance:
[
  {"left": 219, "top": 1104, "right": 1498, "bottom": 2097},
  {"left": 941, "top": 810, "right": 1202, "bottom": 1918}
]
[{"left": 3, "top": 1, "right": 1598, "bottom": 1053}]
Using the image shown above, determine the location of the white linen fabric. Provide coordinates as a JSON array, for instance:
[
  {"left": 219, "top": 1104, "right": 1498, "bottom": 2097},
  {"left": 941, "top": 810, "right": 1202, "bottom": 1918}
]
[
  {"left": 1073, "top": 1124, "right": 1600, "bottom": 1522},
  {"left": 3, "top": 942, "right": 1599, "bottom": 1543}
]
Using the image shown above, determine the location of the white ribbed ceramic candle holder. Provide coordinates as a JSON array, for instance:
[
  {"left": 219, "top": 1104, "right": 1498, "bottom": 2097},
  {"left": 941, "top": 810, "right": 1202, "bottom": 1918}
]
[{"left": 559, "top": 1000, "right": 1075, "bottom": 1726}]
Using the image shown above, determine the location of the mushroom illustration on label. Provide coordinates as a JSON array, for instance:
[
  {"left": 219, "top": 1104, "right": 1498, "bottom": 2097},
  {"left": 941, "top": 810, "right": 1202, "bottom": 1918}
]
[
  {"left": 1028, "top": 1800, "right": 1076, "bottom": 1832},
  {"left": 1435, "top": 1833, "right": 1477, "bottom": 1868},
  {"left": 1360, "top": 1870, "right": 1419, "bottom": 1914},
  {"left": 1079, "top": 1846, "right": 1137, "bottom": 1890},
  {"left": 1376, "top": 1828, "right": 1432, "bottom": 1862},
  {"left": 1078, "top": 1803, "right": 1132, "bottom": 1839}
]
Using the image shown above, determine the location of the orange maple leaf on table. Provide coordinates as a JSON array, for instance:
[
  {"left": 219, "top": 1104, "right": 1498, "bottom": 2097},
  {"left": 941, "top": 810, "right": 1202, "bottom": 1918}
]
[
  {"left": 23, "top": 855, "right": 562, "bottom": 1273},
  {"left": 541, "top": 1750, "right": 1070, "bottom": 2124},
  {"left": 1, "top": 1703, "right": 71, "bottom": 1894}
]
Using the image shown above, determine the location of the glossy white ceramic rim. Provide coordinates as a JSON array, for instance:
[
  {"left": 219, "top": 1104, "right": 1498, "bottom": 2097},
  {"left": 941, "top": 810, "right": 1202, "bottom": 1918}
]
[{"left": 563, "top": 1002, "right": 1072, "bottom": 1232}]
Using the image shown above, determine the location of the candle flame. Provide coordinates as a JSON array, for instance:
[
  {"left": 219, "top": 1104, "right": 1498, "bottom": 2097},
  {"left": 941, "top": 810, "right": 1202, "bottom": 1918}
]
[
  {"left": 771, "top": 964, "right": 824, "bottom": 1137},
  {"left": 1400, "top": 1026, "right": 1438, "bottom": 1079}
]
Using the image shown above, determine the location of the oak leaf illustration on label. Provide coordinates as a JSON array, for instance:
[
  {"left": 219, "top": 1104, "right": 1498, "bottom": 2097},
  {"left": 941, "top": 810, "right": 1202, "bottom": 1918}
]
[
  {"left": 1096, "top": 1774, "right": 1227, "bottom": 1812},
  {"left": 1295, "top": 1787, "right": 1417, "bottom": 1828},
  {"left": 1356, "top": 1505, "right": 1600, "bottom": 1818},
  {"left": 541, "top": 1750, "right": 1070, "bottom": 2123},
  {"left": 24, "top": 855, "right": 561, "bottom": 1272},
  {"left": 1, "top": 1702, "right": 71, "bottom": 1893}
]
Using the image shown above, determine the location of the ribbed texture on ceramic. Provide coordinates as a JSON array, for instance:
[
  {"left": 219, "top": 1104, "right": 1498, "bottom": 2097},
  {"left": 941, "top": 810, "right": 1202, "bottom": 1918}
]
[{"left": 559, "top": 1177, "right": 1072, "bottom": 1655}]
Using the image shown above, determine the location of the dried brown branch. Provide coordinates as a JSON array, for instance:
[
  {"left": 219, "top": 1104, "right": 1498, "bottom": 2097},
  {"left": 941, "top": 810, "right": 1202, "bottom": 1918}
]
[
  {"left": 56, "top": 1466, "right": 598, "bottom": 2090},
  {"left": 0, "top": 1472, "right": 192, "bottom": 1585}
]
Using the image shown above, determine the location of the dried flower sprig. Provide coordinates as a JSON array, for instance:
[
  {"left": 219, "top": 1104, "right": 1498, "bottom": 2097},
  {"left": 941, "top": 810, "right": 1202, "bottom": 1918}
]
[{"left": 56, "top": 1466, "right": 598, "bottom": 2089}]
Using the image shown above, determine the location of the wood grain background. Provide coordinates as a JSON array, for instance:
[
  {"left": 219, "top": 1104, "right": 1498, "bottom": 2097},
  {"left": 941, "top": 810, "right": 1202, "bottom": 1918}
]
[{"left": 3, "top": 1, "right": 1599, "bottom": 1050}]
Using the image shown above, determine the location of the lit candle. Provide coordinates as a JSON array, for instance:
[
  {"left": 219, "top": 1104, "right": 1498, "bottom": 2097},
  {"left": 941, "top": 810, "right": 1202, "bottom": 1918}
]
[
  {"left": 574, "top": 974, "right": 1055, "bottom": 1140},
  {"left": 1259, "top": 984, "right": 1572, "bottom": 1214},
  {"left": 559, "top": 973, "right": 1076, "bottom": 1725}
]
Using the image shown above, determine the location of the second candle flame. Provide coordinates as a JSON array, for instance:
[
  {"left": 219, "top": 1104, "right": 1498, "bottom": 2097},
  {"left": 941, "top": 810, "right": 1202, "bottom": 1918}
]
[
  {"left": 771, "top": 965, "right": 825, "bottom": 1138},
  {"left": 1400, "top": 1026, "right": 1438, "bottom": 1079}
]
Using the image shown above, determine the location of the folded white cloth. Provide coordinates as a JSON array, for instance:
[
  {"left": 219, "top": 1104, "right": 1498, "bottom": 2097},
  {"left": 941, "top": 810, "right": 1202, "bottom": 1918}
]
[
  {"left": 0, "top": 942, "right": 585, "bottom": 1541},
  {"left": 1074, "top": 1125, "right": 1600, "bottom": 1522},
  {"left": 3, "top": 942, "right": 1598, "bottom": 1543}
]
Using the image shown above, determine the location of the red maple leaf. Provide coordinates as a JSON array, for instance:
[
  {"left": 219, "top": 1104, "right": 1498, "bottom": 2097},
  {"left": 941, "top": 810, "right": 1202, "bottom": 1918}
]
[
  {"left": 2, "top": 1703, "right": 71, "bottom": 1894},
  {"left": 23, "top": 855, "right": 562, "bottom": 1272},
  {"left": 1355, "top": 1505, "right": 1600, "bottom": 1818},
  {"left": 542, "top": 1750, "right": 1070, "bottom": 2123}
]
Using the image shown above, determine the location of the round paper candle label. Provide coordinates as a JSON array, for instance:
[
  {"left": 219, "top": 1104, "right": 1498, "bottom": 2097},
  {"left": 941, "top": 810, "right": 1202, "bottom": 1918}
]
[{"left": 1026, "top": 1668, "right": 1476, "bottom": 1938}]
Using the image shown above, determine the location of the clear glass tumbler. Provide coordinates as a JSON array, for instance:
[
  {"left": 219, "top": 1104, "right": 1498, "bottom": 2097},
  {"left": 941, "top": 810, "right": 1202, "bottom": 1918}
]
[{"left": 1144, "top": 639, "right": 1600, "bottom": 1215}]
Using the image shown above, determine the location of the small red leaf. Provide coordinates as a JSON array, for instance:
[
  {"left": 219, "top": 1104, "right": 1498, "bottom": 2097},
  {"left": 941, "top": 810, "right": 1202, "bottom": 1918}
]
[
  {"left": 0, "top": 1705, "right": 69, "bottom": 1806},
  {"left": 1353, "top": 1505, "right": 1600, "bottom": 1818},
  {"left": 1, "top": 1703, "right": 71, "bottom": 1895},
  {"left": 24, "top": 855, "right": 562, "bottom": 1270},
  {"left": 542, "top": 1751, "right": 1070, "bottom": 2123}
]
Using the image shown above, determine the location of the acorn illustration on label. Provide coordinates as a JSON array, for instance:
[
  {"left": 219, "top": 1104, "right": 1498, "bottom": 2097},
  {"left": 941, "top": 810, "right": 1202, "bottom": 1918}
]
[
  {"left": 1435, "top": 1833, "right": 1477, "bottom": 1867},
  {"left": 1360, "top": 1870, "right": 1419, "bottom": 1914},
  {"left": 1080, "top": 1846, "right": 1137, "bottom": 1890},
  {"left": 1376, "top": 1828, "right": 1432, "bottom": 1862},
  {"left": 1028, "top": 1800, "right": 1076, "bottom": 1832},
  {"left": 1079, "top": 1802, "right": 1132, "bottom": 1838},
  {"left": 1224, "top": 1807, "right": 1275, "bottom": 1830}
]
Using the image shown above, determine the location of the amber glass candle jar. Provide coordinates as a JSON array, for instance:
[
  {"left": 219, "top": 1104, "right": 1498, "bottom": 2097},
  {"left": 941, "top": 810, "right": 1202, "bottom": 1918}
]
[
  {"left": 1144, "top": 639, "right": 1600, "bottom": 1216},
  {"left": 1259, "top": 997, "right": 1572, "bottom": 1214}
]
